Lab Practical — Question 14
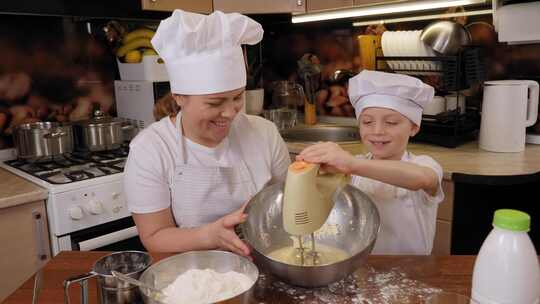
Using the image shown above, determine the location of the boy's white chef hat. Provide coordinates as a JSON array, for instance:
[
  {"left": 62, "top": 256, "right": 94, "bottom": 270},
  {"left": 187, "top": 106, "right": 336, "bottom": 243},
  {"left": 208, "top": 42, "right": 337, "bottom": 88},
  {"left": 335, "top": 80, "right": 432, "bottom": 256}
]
[
  {"left": 348, "top": 70, "right": 435, "bottom": 126},
  {"left": 151, "top": 9, "right": 263, "bottom": 95}
]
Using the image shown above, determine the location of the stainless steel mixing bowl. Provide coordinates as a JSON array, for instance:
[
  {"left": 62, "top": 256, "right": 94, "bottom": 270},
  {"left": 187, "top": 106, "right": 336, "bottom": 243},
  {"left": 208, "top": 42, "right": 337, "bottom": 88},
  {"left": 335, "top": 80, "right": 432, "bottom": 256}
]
[
  {"left": 241, "top": 182, "right": 380, "bottom": 287},
  {"left": 138, "top": 250, "right": 259, "bottom": 304}
]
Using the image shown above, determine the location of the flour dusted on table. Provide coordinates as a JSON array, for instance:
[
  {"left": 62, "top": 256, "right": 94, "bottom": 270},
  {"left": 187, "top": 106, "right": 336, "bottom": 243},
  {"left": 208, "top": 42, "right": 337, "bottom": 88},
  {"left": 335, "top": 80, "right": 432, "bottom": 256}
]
[
  {"left": 162, "top": 269, "right": 252, "bottom": 304},
  {"left": 263, "top": 266, "right": 442, "bottom": 304}
]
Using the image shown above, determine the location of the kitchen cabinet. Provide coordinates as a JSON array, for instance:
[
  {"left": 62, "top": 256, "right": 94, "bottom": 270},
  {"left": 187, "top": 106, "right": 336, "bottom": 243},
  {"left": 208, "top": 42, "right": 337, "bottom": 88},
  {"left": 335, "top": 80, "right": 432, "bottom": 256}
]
[
  {"left": 306, "top": 0, "right": 411, "bottom": 12},
  {"left": 0, "top": 200, "right": 51, "bottom": 302},
  {"left": 307, "top": 0, "right": 353, "bottom": 11},
  {"left": 141, "top": 0, "right": 213, "bottom": 13},
  {"left": 354, "top": 0, "right": 408, "bottom": 6},
  {"left": 452, "top": 178, "right": 540, "bottom": 254},
  {"left": 213, "top": 0, "right": 305, "bottom": 14},
  {"left": 432, "top": 180, "right": 454, "bottom": 255}
]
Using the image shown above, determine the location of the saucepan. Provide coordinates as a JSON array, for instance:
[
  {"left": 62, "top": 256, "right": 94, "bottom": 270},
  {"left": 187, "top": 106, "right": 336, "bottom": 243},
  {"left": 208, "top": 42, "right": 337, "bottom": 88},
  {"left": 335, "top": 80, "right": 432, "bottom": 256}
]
[
  {"left": 63, "top": 251, "right": 152, "bottom": 304},
  {"left": 241, "top": 182, "right": 380, "bottom": 287},
  {"left": 73, "top": 110, "right": 134, "bottom": 151},
  {"left": 13, "top": 121, "right": 74, "bottom": 162}
]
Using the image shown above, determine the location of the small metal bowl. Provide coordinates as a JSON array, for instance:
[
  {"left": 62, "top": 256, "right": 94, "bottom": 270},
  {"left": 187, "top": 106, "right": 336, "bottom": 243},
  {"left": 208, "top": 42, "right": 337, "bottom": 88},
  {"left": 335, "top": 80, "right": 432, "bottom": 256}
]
[
  {"left": 138, "top": 250, "right": 259, "bottom": 304},
  {"left": 421, "top": 20, "right": 471, "bottom": 55},
  {"left": 241, "top": 182, "right": 380, "bottom": 287}
]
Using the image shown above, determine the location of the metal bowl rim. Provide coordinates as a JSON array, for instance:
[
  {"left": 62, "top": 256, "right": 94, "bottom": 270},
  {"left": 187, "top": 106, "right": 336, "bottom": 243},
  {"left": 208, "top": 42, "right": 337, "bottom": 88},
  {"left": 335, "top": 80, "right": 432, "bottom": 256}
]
[
  {"left": 93, "top": 250, "right": 153, "bottom": 277},
  {"left": 140, "top": 250, "right": 259, "bottom": 290}
]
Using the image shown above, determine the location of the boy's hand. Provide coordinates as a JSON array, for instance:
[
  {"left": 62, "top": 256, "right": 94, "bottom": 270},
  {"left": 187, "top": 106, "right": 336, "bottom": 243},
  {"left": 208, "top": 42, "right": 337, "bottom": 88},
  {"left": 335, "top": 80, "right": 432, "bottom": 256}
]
[{"left": 296, "top": 142, "right": 356, "bottom": 174}]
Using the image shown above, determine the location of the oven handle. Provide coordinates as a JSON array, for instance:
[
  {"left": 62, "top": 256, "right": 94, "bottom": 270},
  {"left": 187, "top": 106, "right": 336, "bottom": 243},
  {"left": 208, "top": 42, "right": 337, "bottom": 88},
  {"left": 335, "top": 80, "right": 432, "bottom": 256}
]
[{"left": 78, "top": 226, "right": 138, "bottom": 251}]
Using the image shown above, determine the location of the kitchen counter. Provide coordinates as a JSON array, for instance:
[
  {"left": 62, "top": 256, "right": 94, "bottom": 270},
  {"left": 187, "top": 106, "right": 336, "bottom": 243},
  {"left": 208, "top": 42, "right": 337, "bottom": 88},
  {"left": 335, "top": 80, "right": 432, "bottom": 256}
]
[
  {"left": 0, "top": 168, "right": 47, "bottom": 209},
  {"left": 287, "top": 141, "right": 540, "bottom": 183},
  {"left": 5, "top": 251, "right": 485, "bottom": 304}
]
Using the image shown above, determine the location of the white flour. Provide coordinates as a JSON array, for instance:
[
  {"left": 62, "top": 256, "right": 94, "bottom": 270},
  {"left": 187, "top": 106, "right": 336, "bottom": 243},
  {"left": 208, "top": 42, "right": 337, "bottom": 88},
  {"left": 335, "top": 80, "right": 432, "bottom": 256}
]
[
  {"left": 162, "top": 269, "right": 252, "bottom": 304},
  {"left": 262, "top": 266, "right": 442, "bottom": 304}
]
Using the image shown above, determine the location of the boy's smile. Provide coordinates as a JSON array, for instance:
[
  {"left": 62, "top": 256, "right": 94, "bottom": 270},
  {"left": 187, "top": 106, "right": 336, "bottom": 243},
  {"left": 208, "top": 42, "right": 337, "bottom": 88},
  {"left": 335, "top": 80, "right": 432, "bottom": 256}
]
[{"left": 359, "top": 107, "right": 419, "bottom": 160}]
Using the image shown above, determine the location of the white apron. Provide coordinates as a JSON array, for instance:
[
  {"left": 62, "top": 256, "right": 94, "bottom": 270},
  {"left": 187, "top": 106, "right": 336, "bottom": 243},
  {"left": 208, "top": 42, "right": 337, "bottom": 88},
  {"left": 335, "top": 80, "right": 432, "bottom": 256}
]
[
  {"left": 168, "top": 112, "right": 258, "bottom": 228},
  {"left": 353, "top": 152, "right": 433, "bottom": 255}
]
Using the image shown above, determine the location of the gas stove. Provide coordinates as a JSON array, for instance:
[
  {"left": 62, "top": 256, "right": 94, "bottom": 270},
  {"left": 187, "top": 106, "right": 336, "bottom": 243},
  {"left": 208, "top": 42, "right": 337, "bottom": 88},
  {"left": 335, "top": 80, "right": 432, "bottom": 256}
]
[
  {"left": 3, "top": 148, "right": 128, "bottom": 185},
  {"left": 0, "top": 146, "right": 139, "bottom": 255}
]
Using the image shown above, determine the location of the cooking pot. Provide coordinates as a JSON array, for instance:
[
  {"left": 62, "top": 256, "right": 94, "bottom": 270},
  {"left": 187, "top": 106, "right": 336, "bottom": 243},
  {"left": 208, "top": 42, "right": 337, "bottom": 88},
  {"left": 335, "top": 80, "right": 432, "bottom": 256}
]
[
  {"left": 121, "top": 121, "right": 137, "bottom": 143},
  {"left": 12, "top": 121, "right": 74, "bottom": 162},
  {"left": 241, "top": 182, "right": 380, "bottom": 287},
  {"left": 73, "top": 110, "right": 133, "bottom": 151},
  {"left": 64, "top": 251, "right": 152, "bottom": 304}
]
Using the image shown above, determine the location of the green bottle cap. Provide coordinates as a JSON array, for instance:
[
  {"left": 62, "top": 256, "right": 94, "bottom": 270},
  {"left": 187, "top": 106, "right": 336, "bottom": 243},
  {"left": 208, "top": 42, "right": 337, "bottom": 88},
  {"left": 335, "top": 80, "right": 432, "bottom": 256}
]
[{"left": 493, "top": 209, "right": 530, "bottom": 232}]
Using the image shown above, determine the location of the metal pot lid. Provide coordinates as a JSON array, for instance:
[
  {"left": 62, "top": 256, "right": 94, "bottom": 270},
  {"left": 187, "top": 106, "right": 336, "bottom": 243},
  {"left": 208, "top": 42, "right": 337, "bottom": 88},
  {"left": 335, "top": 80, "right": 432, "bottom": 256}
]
[
  {"left": 77, "top": 110, "right": 123, "bottom": 127},
  {"left": 15, "top": 122, "right": 72, "bottom": 133}
]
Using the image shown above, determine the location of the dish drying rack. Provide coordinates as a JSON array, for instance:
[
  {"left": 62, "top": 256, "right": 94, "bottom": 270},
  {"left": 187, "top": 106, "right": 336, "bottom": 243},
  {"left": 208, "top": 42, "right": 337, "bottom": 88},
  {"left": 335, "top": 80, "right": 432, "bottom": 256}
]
[{"left": 375, "top": 46, "right": 486, "bottom": 148}]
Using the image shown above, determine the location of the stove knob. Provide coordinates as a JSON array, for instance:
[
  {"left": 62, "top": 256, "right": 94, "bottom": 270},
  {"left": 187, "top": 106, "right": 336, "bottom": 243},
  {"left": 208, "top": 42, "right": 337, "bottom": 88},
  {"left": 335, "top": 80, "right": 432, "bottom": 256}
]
[
  {"left": 87, "top": 200, "right": 104, "bottom": 215},
  {"left": 68, "top": 206, "right": 84, "bottom": 220}
]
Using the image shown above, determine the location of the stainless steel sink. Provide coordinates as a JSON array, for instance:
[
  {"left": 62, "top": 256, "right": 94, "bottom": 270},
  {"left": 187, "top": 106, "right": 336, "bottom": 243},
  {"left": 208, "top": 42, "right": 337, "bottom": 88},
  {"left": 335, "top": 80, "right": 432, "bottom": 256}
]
[{"left": 280, "top": 125, "right": 360, "bottom": 142}]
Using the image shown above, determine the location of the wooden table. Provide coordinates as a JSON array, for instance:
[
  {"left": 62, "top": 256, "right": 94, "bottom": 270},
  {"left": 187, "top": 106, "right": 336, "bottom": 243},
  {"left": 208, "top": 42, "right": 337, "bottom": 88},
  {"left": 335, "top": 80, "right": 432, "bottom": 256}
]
[{"left": 5, "top": 251, "right": 479, "bottom": 304}]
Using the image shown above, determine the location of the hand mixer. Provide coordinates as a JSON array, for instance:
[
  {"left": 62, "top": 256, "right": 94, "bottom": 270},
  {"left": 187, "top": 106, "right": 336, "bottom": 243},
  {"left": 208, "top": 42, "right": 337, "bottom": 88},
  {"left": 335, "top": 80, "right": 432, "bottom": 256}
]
[{"left": 282, "top": 161, "right": 349, "bottom": 265}]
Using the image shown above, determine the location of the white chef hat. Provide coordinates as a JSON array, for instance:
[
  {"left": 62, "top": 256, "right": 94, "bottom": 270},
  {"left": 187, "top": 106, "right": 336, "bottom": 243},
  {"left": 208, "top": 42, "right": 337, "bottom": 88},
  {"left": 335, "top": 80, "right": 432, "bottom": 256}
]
[
  {"left": 151, "top": 9, "right": 263, "bottom": 95},
  {"left": 348, "top": 70, "right": 434, "bottom": 126}
]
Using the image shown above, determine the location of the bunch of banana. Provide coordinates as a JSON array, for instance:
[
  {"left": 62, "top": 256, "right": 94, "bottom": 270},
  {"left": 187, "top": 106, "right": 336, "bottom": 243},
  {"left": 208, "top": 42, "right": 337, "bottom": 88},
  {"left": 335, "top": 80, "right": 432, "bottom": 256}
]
[{"left": 116, "top": 28, "right": 158, "bottom": 63}]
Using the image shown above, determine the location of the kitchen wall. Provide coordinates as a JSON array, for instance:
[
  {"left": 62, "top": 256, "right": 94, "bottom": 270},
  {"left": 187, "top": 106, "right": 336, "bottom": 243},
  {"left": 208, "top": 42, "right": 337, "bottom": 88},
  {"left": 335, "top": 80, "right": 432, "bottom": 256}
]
[
  {"left": 0, "top": 15, "right": 117, "bottom": 149},
  {"left": 1, "top": 9, "right": 540, "bottom": 149},
  {"left": 261, "top": 12, "right": 540, "bottom": 121}
]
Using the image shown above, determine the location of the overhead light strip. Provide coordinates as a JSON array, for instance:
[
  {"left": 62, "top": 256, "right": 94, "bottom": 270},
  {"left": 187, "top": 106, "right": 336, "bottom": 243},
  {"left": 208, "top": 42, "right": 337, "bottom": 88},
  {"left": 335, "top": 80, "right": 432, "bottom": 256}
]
[
  {"left": 291, "top": 0, "right": 487, "bottom": 23},
  {"left": 352, "top": 9, "right": 493, "bottom": 26}
]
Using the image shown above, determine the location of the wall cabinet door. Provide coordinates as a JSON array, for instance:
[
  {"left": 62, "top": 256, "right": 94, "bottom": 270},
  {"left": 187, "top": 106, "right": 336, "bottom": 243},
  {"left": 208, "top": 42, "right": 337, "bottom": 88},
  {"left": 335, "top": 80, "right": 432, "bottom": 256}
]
[
  {"left": 141, "top": 0, "right": 213, "bottom": 13},
  {"left": 307, "top": 0, "right": 353, "bottom": 11},
  {"left": 0, "top": 201, "right": 51, "bottom": 302},
  {"left": 214, "top": 0, "right": 305, "bottom": 14},
  {"left": 354, "top": 0, "right": 409, "bottom": 6}
]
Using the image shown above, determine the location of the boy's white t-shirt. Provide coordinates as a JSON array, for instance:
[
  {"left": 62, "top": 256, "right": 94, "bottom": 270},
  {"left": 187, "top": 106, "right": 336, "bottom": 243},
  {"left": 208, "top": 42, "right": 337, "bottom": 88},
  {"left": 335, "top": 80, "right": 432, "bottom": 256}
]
[
  {"left": 124, "top": 113, "right": 291, "bottom": 216},
  {"left": 351, "top": 151, "right": 444, "bottom": 255}
]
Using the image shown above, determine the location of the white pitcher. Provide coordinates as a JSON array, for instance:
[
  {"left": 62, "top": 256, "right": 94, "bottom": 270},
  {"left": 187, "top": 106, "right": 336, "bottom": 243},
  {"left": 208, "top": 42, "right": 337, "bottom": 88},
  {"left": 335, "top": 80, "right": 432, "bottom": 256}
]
[{"left": 479, "top": 80, "right": 539, "bottom": 152}]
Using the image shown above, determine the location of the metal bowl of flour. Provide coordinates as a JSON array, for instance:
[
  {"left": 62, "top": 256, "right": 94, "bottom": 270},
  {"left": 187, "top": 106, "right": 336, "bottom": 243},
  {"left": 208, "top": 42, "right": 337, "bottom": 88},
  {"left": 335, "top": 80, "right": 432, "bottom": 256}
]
[
  {"left": 241, "top": 182, "right": 380, "bottom": 287},
  {"left": 138, "top": 250, "right": 258, "bottom": 304}
]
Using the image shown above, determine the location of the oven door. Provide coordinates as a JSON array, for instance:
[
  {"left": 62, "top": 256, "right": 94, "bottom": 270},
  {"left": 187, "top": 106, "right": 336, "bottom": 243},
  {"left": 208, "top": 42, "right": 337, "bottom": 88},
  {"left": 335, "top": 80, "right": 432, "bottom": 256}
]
[{"left": 67, "top": 217, "right": 146, "bottom": 252}]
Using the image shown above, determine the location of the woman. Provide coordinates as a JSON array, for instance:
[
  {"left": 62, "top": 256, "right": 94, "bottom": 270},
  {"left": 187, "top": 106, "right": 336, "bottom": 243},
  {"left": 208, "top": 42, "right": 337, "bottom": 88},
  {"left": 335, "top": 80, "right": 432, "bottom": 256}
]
[{"left": 124, "top": 10, "right": 291, "bottom": 256}]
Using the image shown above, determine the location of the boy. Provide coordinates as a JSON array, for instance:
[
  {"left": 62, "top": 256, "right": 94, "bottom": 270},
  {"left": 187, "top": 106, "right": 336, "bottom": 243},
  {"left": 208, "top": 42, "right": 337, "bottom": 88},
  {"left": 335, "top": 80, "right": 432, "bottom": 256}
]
[{"left": 297, "top": 70, "right": 444, "bottom": 255}]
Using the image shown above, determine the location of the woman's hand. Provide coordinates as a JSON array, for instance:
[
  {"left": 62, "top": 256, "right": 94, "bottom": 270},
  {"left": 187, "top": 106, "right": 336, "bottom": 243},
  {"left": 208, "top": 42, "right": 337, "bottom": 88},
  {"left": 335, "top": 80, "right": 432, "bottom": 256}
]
[
  {"left": 297, "top": 142, "right": 357, "bottom": 174},
  {"left": 206, "top": 205, "right": 250, "bottom": 257}
]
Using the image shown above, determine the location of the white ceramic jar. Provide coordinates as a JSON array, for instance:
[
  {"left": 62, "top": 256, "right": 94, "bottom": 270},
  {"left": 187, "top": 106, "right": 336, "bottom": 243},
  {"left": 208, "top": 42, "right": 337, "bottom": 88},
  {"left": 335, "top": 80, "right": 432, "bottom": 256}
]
[{"left": 472, "top": 209, "right": 540, "bottom": 304}]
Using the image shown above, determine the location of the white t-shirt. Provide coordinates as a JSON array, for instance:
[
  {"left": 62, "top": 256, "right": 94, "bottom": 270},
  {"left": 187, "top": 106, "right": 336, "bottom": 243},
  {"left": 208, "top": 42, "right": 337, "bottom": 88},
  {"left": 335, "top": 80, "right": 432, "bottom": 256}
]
[
  {"left": 351, "top": 151, "right": 444, "bottom": 255},
  {"left": 124, "top": 113, "right": 291, "bottom": 215},
  {"left": 184, "top": 137, "right": 232, "bottom": 167}
]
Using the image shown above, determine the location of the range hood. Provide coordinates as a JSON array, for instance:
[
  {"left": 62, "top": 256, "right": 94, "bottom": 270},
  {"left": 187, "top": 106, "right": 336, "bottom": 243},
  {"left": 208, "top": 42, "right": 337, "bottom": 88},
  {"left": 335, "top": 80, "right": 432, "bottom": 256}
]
[{"left": 0, "top": 0, "right": 170, "bottom": 20}]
